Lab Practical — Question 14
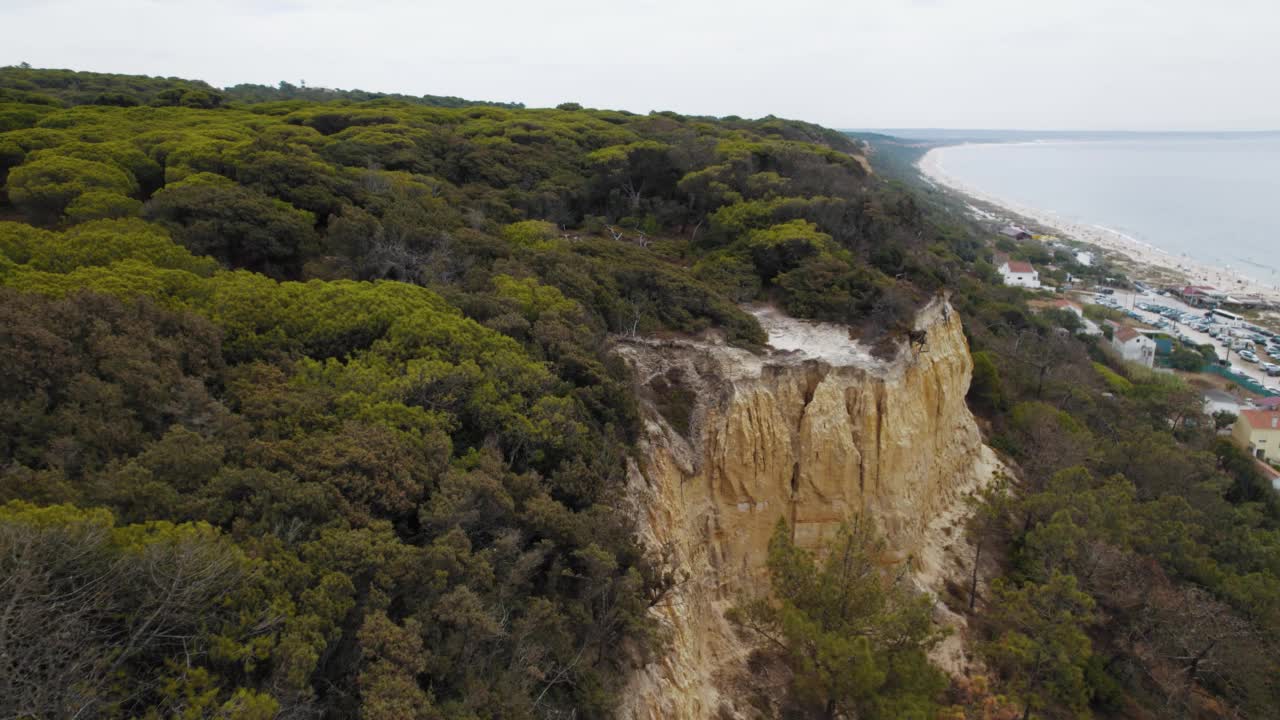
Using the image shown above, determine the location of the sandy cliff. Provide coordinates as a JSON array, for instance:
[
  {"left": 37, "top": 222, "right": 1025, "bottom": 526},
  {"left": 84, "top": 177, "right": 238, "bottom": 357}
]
[{"left": 616, "top": 297, "right": 998, "bottom": 719}]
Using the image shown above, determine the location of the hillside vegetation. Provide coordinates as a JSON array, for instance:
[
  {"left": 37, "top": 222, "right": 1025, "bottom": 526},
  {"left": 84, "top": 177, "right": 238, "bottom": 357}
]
[{"left": 0, "top": 67, "right": 959, "bottom": 719}]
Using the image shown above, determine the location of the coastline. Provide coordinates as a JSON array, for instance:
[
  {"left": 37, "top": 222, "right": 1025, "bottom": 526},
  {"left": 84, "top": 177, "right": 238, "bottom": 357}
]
[{"left": 917, "top": 146, "right": 1280, "bottom": 304}]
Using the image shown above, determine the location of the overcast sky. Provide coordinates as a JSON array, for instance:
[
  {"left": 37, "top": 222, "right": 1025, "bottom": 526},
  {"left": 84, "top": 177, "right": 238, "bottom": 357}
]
[{"left": 7, "top": 0, "right": 1280, "bottom": 131}]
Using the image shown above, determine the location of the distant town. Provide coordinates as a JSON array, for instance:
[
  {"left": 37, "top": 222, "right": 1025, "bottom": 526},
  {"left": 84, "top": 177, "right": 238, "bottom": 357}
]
[{"left": 989, "top": 223, "right": 1280, "bottom": 483}]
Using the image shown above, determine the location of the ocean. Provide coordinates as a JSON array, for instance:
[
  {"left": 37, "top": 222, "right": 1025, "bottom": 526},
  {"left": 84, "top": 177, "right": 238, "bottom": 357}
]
[{"left": 930, "top": 136, "right": 1280, "bottom": 284}]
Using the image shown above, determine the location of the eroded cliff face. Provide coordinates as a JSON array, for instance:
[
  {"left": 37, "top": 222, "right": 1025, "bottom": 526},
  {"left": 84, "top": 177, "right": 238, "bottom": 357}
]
[{"left": 616, "top": 297, "right": 998, "bottom": 719}]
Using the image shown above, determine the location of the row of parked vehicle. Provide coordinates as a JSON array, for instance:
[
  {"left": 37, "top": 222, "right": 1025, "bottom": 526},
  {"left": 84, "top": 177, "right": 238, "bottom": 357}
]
[
  {"left": 1095, "top": 294, "right": 1143, "bottom": 322},
  {"left": 1248, "top": 340, "right": 1280, "bottom": 376},
  {"left": 1135, "top": 302, "right": 1211, "bottom": 333},
  {"left": 1131, "top": 299, "right": 1280, "bottom": 376},
  {"left": 1218, "top": 329, "right": 1280, "bottom": 375}
]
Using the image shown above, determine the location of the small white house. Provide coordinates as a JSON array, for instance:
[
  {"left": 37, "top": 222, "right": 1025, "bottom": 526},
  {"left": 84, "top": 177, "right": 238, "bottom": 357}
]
[
  {"left": 998, "top": 260, "right": 1041, "bottom": 289},
  {"left": 1075, "top": 251, "right": 1094, "bottom": 267},
  {"left": 1111, "top": 326, "right": 1156, "bottom": 368}
]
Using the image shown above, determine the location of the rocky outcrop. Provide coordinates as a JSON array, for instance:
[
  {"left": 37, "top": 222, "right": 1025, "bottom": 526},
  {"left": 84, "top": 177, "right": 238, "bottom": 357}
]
[{"left": 616, "top": 297, "right": 999, "bottom": 719}]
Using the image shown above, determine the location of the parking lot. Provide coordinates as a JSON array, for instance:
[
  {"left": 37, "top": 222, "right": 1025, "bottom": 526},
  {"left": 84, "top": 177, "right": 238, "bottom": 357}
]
[{"left": 1084, "top": 288, "right": 1280, "bottom": 394}]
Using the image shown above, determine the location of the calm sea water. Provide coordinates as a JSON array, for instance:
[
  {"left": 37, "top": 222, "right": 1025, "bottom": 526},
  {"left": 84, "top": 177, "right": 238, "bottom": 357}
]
[{"left": 934, "top": 137, "right": 1280, "bottom": 284}]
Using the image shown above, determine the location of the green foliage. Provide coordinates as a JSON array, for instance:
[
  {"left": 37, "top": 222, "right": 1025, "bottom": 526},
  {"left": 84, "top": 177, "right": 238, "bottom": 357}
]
[
  {"left": 730, "top": 519, "right": 947, "bottom": 719},
  {"left": 492, "top": 273, "right": 581, "bottom": 321},
  {"left": 1092, "top": 360, "right": 1134, "bottom": 394},
  {"left": 501, "top": 219, "right": 561, "bottom": 248},
  {"left": 3, "top": 218, "right": 217, "bottom": 274},
  {"left": 63, "top": 189, "right": 143, "bottom": 222},
  {"left": 145, "top": 177, "right": 317, "bottom": 277},
  {"left": 0, "top": 66, "right": 224, "bottom": 107},
  {"left": 0, "top": 65, "right": 939, "bottom": 341},
  {"left": 7, "top": 153, "right": 138, "bottom": 223},
  {"left": 691, "top": 250, "right": 761, "bottom": 302},
  {"left": 222, "top": 79, "right": 522, "bottom": 108},
  {"left": 1039, "top": 307, "right": 1082, "bottom": 333},
  {"left": 1169, "top": 343, "right": 1208, "bottom": 371},
  {"left": 746, "top": 219, "right": 832, "bottom": 280},
  {"left": 968, "top": 350, "right": 1008, "bottom": 413},
  {"left": 983, "top": 572, "right": 1098, "bottom": 718}
]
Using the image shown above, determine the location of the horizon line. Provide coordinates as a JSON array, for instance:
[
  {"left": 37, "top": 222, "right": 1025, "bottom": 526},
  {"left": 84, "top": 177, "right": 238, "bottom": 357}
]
[{"left": 845, "top": 127, "right": 1280, "bottom": 134}]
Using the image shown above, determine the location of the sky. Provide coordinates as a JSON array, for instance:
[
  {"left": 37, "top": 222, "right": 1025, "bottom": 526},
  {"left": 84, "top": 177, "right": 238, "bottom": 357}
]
[{"left": 6, "top": 0, "right": 1280, "bottom": 131}]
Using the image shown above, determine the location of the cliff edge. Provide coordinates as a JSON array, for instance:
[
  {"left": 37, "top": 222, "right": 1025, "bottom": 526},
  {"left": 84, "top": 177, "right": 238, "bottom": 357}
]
[{"left": 616, "top": 296, "right": 999, "bottom": 719}]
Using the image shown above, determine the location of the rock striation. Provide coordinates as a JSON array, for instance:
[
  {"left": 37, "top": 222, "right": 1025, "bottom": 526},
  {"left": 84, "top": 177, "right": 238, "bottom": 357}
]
[{"left": 616, "top": 296, "right": 998, "bottom": 719}]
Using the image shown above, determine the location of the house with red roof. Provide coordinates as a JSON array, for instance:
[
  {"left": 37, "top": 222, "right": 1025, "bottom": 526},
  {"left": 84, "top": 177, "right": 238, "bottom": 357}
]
[
  {"left": 1178, "top": 285, "right": 1226, "bottom": 307},
  {"left": 998, "top": 259, "right": 1040, "bottom": 289},
  {"left": 1110, "top": 326, "right": 1155, "bottom": 367},
  {"left": 1234, "top": 408, "right": 1280, "bottom": 461}
]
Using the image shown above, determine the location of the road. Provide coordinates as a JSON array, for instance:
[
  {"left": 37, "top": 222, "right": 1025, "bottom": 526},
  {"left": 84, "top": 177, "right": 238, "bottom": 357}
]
[
  {"left": 1080, "top": 288, "right": 1280, "bottom": 394},
  {"left": 1203, "top": 389, "right": 1246, "bottom": 414}
]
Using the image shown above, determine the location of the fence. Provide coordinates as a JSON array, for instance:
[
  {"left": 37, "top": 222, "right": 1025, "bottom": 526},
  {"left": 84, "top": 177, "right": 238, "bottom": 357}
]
[{"left": 1203, "top": 363, "right": 1279, "bottom": 396}]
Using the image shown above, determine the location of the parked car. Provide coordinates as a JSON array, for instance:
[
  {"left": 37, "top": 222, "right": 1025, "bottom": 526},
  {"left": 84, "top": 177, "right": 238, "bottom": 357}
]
[{"left": 1240, "top": 351, "right": 1259, "bottom": 363}]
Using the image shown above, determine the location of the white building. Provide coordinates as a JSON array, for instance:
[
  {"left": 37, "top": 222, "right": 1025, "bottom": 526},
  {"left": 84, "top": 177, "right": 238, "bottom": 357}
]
[
  {"left": 998, "top": 260, "right": 1041, "bottom": 289},
  {"left": 1111, "top": 326, "right": 1156, "bottom": 367},
  {"left": 1075, "top": 251, "right": 1093, "bottom": 267}
]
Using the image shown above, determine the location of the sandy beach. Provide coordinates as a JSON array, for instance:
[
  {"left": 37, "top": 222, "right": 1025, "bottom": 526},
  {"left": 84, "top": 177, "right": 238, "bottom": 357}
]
[{"left": 918, "top": 146, "right": 1280, "bottom": 305}]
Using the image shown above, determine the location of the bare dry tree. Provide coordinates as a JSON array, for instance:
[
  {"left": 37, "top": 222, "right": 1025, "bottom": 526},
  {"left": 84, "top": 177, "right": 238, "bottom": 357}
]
[
  {"left": 0, "top": 515, "right": 245, "bottom": 719},
  {"left": 620, "top": 180, "right": 643, "bottom": 211}
]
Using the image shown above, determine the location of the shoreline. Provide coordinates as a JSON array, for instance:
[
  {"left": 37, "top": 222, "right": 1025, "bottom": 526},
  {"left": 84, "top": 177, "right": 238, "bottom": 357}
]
[{"left": 917, "top": 146, "right": 1280, "bottom": 305}]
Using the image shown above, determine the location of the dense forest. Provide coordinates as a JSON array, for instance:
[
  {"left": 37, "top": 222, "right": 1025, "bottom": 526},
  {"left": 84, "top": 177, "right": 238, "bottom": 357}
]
[
  {"left": 0, "top": 65, "right": 523, "bottom": 110},
  {"left": 0, "top": 66, "right": 952, "bottom": 719},
  {"left": 1, "top": 65, "right": 1277, "bottom": 719}
]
